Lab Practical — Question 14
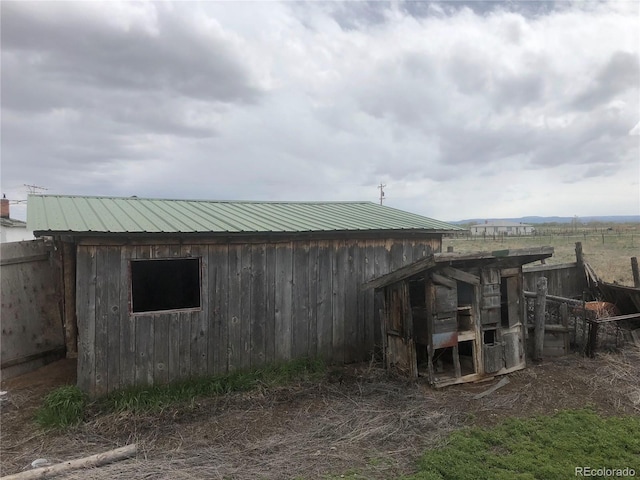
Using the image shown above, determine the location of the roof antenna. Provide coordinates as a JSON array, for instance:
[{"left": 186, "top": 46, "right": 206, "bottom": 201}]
[
  {"left": 378, "top": 183, "right": 386, "bottom": 205},
  {"left": 24, "top": 184, "right": 48, "bottom": 195}
]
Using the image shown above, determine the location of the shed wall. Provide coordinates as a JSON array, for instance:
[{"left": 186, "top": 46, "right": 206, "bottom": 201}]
[{"left": 75, "top": 236, "right": 440, "bottom": 394}]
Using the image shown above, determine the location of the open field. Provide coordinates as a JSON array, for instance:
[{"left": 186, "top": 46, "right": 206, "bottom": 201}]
[
  {"left": 444, "top": 230, "right": 639, "bottom": 286},
  {"left": 2, "top": 347, "right": 640, "bottom": 479}
]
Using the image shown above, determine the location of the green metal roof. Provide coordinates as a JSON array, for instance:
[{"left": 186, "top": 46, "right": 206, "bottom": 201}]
[{"left": 27, "top": 195, "right": 464, "bottom": 236}]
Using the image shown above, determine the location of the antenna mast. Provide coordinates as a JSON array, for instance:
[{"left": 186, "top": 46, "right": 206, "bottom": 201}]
[
  {"left": 24, "top": 184, "right": 48, "bottom": 195},
  {"left": 378, "top": 183, "right": 386, "bottom": 205}
]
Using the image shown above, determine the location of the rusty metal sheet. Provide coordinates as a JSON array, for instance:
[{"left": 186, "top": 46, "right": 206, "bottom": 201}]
[{"left": 432, "top": 331, "right": 458, "bottom": 349}]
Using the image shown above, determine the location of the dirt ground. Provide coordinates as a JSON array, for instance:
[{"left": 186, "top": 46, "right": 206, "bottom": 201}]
[{"left": 2, "top": 349, "right": 639, "bottom": 479}]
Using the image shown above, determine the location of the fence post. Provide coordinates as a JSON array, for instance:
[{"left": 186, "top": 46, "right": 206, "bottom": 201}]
[
  {"left": 586, "top": 320, "right": 599, "bottom": 358},
  {"left": 534, "top": 277, "right": 547, "bottom": 362},
  {"left": 631, "top": 257, "right": 640, "bottom": 288}
]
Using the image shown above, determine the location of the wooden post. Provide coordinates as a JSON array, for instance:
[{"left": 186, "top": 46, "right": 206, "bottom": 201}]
[
  {"left": 62, "top": 241, "right": 78, "bottom": 358},
  {"left": 533, "top": 277, "right": 547, "bottom": 362},
  {"left": 560, "top": 303, "right": 569, "bottom": 355},
  {"left": 586, "top": 320, "right": 599, "bottom": 358},
  {"left": 631, "top": 257, "right": 640, "bottom": 288}
]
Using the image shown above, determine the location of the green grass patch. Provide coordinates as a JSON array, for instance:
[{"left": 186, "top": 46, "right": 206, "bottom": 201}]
[
  {"left": 97, "top": 357, "right": 325, "bottom": 414},
  {"left": 405, "top": 409, "right": 640, "bottom": 480},
  {"left": 35, "top": 385, "right": 88, "bottom": 429},
  {"left": 35, "top": 357, "right": 324, "bottom": 428}
]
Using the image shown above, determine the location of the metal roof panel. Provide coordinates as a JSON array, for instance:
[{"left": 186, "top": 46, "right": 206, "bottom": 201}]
[{"left": 27, "top": 195, "right": 465, "bottom": 235}]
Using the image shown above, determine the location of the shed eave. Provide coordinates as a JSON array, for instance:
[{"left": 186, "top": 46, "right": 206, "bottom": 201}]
[
  {"left": 34, "top": 227, "right": 458, "bottom": 239},
  {"left": 364, "top": 246, "right": 555, "bottom": 290}
]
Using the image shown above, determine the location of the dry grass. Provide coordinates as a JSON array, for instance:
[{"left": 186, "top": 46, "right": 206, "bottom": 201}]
[
  {"left": 591, "top": 345, "right": 640, "bottom": 413},
  {"left": 444, "top": 231, "right": 638, "bottom": 285},
  {"left": 4, "top": 350, "right": 640, "bottom": 479},
  {"left": 2, "top": 366, "right": 464, "bottom": 479}
]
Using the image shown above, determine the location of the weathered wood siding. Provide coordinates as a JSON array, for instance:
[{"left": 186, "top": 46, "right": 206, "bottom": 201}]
[
  {"left": 75, "top": 236, "right": 440, "bottom": 394},
  {"left": 1, "top": 239, "right": 65, "bottom": 379},
  {"left": 523, "top": 263, "right": 586, "bottom": 299}
]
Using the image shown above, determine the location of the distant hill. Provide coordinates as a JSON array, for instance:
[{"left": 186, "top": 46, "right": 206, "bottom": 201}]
[{"left": 450, "top": 215, "right": 640, "bottom": 225}]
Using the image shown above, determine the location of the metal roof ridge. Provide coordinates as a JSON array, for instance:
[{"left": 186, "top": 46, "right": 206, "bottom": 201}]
[{"left": 28, "top": 194, "right": 375, "bottom": 205}]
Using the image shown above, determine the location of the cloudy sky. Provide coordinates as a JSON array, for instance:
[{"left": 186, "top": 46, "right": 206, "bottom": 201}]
[{"left": 2, "top": 1, "right": 639, "bottom": 222}]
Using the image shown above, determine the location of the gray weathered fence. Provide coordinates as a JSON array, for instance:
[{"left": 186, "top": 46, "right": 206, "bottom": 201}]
[{"left": 1, "top": 239, "right": 65, "bottom": 379}]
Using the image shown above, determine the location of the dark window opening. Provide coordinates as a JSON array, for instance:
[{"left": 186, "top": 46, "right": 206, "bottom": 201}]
[
  {"left": 484, "top": 329, "right": 497, "bottom": 345},
  {"left": 131, "top": 258, "right": 201, "bottom": 313},
  {"left": 409, "top": 279, "right": 426, "bottom": 307},
  {"left": 458, "top": 340, "right": 475, "bottom": 376},
  {"left": 457, "top": 282, "right": 474, "bottom": 307},
  {"left": 432, "top": 347, "right": 455, "bottom": 375}
]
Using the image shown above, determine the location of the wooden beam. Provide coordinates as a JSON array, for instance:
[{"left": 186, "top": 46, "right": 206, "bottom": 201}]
[
  {"left": 440, "top": 266, "right": 480, "bottom": 285},
  {"left": 0, "top": 444, "right": 137, "bottom": 480},
  {"left": 362, "top": 256, "right": 436, "bottom": 290},
  {"left": 0, "top": 254, "right": 49, "bottom": 266}
]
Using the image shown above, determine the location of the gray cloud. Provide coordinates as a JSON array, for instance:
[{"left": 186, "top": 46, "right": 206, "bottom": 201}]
[
  {"left": 572, "top": 51, "right": 640, "bottom": 111},
  {"left": 1, "top": 0, "right": 637, "bottom": 221},
  {"left": 1, "top": 2, "right": 261, "bottom": 106}
]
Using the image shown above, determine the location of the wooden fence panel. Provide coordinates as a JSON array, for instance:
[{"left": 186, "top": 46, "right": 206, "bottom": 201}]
[{"left": 1, "top": 240, "right": 65, "bottom": 379}]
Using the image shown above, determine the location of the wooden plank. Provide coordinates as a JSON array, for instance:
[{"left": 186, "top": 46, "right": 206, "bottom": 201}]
[
  {"left": 0, "top": 253, "right": 49, "bottom": 266},
  {"left": 135, "top": 314, "right": 154, "bottom": 387},
  {"left": 250, "top": 243, "right": 266, "bottom": 368},
  {"left": 118, "top": 246, "right": 135, "bottom": 389},
  {"left": 178, "top": 310, "right": 191, "bottom": 379},
  {"left": 332, "top": 241, "right": 347, "bottom": 364},
  {"left": 227, "top": 245, "right": 242, "bottom": 371},
  {"left": 481, "top": 268, "right": 499, "bottom": 285},
  {"left": 192, "top": 245, "right": 208, "bottom": 376},
  {"left": 389, "top": 241, "right": 405, "bottom": 271},
  {"left": 307, "top": 241, "right": 319, "bottom": 359},
  {"left": 363, "top": 247, "right": 436, "bottom": 290},
  {"left": 264, "top": 244, "right": 277, "bottom": 364},
  {"left": 76, "top": 246, "right": 96, "bottom": 394},
  {"left": 362, "top": 240, "right": 376, "bottom": 355},
  {"left": 452, "top": 345, "right": 462, "bottom": 378},
  {"left": 62, "top": 242, "right": 77, "bottom": 358},
  {"left": 506, "top": 275, "right": 521, "bottom": 328},
  {"left": 209, "top": 244, "right": 229, "bottom": 375},
  {"left": 440, "top": 266, "right": 480, "bottom": 286},
  {"left": 154, "top": 314, "right": 170, "bottom": 385},
  {"left": 344, "top": 241, "right": 359, "bottom": 362},
  {"left": 432, "top": 272, "right": 457, "bottom": 289},
  {"left": 316, "top": 244, "right": 333, "bottom": 360},
  {"left": 483, "top": 344, "right": 503, "bottom": 373},
  {"left": 534, "top": 277, "right": 547, "bottom": 361},
  {"left": 292, "top": 242, "right": 310, "bottom": 359},
  {"left": 503, "top": 332, "right": 522, "bottom": 369},
  {"left": 106, "top": 246, "right": 121, "bottom": 392},
  {"left": 240, "top": 243, "right": 252, "bottom": 370},
  {"left": 168, "top": 314, "right": 181, "bottom": 382},
  {"left": 189, "top": 309, "right": 201, "bottom": 377},
  {"left": 402, "top": 239, "right": 414, "bottom": 266},
  {"left": 94, "top": 248, "right": 109, "bottom": 396},
  {"left": 435, "top": 284, "right": 457, "bottom": 315},
  {"left": 373, "top": 243, "right": 390, "bottom": 349},
  {"left": 274, "top": 242, "right": 293, "bottom": 361}
]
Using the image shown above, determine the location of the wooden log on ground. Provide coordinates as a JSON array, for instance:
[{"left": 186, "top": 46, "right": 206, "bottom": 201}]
[
  {"left": 1, "top": 444, "right": 137, "bottom": 480},
  {"left": 533, "top": 277, "right": 547, "bottom": 362}
]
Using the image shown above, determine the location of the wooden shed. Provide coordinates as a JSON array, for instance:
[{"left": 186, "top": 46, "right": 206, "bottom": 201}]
[
  {"left": 27, "top": 195, "right": 463, "bottom": 395},
  {"left": 365, "top": 247, "right": 553, "bottom": 387}
]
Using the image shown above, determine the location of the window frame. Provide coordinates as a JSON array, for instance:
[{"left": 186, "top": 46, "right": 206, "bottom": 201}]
[{"left": 129, "top": 256, "right": 203, "bottom": 315}]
